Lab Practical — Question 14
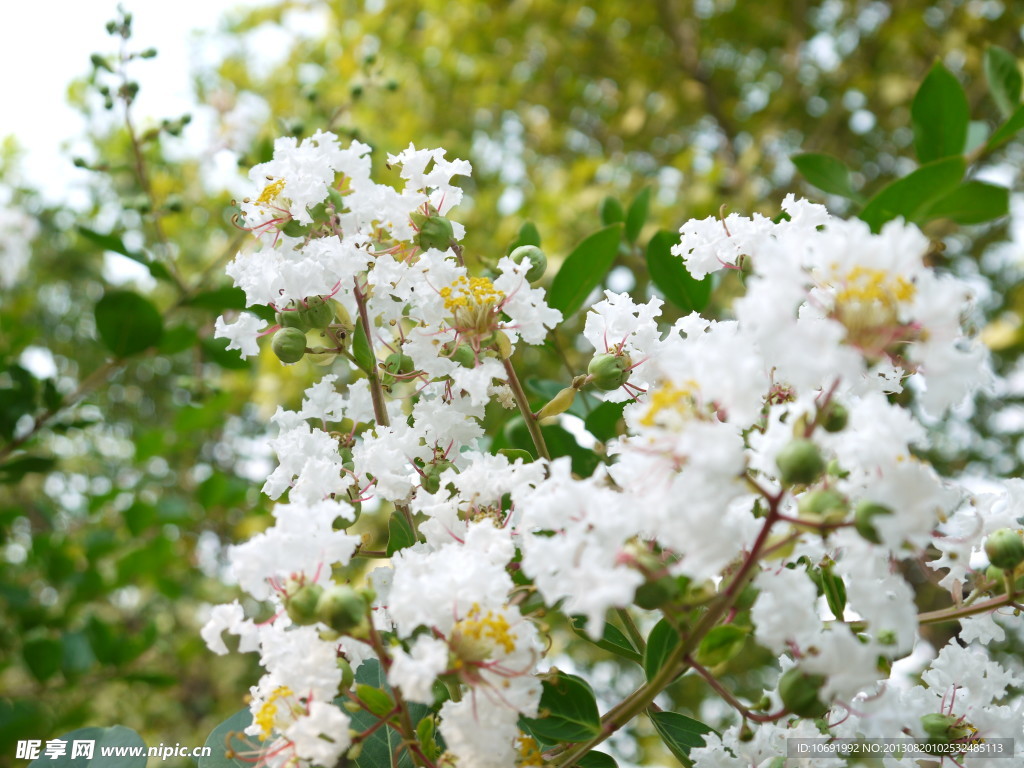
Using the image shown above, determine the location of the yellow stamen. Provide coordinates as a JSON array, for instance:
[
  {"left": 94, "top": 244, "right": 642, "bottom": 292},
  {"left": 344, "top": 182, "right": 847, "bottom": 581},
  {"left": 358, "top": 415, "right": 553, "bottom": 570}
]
[
  {"left": 254, "top": 686, "right": 293, "bottom": 741},
  {"left": 640, "top": 382, "right": 700, "bottom": 427}
]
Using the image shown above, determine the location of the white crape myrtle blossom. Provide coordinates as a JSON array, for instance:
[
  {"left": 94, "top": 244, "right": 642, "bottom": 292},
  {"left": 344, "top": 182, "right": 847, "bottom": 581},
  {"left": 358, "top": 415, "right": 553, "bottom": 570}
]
[{"left": 203, "top": 130, "right": 1021, "bottom": 768}]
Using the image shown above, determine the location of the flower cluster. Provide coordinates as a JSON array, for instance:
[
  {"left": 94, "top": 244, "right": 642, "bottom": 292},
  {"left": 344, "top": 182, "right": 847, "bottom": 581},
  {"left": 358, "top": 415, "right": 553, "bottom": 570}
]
[{"left": 205, "top": 133, "right": 1021, "bottom": 767}]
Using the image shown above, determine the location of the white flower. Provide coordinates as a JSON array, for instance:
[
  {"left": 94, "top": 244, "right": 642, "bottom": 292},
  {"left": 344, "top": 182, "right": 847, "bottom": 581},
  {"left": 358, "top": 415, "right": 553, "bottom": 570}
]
[
  {"left": 284, "top": 701, "right": 351, "bottom": 766},
  {"left": 388, "top": 635, "right": 450, "bottom": 704},
  {"left": 214, "top": 312, "right": 266, "bottom": 359}
]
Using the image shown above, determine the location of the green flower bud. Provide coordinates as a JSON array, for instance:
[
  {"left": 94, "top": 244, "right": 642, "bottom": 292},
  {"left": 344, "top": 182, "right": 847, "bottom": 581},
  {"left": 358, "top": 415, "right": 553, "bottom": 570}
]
[
  {"left": 422, "top": 459, "right": 456, "bottom": 495},
  {"left": 272, "top": 327, "right": 307, "bottom": 364},
  {"left": 985, "top": 528, "right": 1024, "bottom": 570},
  {"left": 921, "top": 713, "right": 972, "bottom": 743},
  {"left": 588, "top": 353, "right": 631, "bottom": 392},
  {"left": 509, "top": 245, "right": 547, "bottom": 282},
  {"left": 286, "top": 583, "right": 324, "bottom": 626},
  {"left": 492, "top": 330, "right": 513, "bottom": 360},
  {"left": 300, "top": 296, "right": 335, "bottom": 329},
  {"left": 820, "top": 402, "right": 849, "bottom": 433},
  {"left": 337, "top": 658, "right": 354, "bottom": 692},
  {"left": 854, "top": 500, "right": 892, "bottom": 545},
  {"left": 798, "top": 489, "right": 847, "bottom": 522},
  {"left": 536, "top": 387, "right": 577, "bottom": 420},
  {"left": 778, "top": 667, "right": 830, "bottom": 718},
  {"left": 414, "top": 214, "right": 454, "bottom": 252},
  {"left": 316, "top": 585, "right": 368, "bottom": 635},
  {"left": 776, "top": 439, "right": 825, "bottom": 486}
]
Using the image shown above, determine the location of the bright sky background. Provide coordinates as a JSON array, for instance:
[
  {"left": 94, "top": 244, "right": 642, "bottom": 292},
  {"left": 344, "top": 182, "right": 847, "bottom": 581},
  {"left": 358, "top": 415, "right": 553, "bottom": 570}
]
[{"left": 3, "top": 0, "right": 261, "bottom": 199}]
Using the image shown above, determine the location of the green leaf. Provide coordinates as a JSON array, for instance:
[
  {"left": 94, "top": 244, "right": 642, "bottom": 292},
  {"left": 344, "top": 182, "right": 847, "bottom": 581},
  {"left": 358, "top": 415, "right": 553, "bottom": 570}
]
[
  {"left": 643, "top": 619, "right": 681, "bottom": 682},
  {"left": 23, "top": 636, "right": 63, "bottom": 682},
  {"left": 199, "top": 707, "right": 252, "bottom": 768},
  {"left": 158, "top": 324, "right": 199, "bottom": 355},
  {"left": 695, "top": 625, "right": 748, "bottom": 667},
  {"left": 965, "top": 120, "right": 991, "bottom": 154},
  {"left": 858, "top": 156, "right": 965, "bottom": 232},
  {"left": 0, "top": 455, "right": 57, "bottom": 483},
  {"left": 985, "top": 46, "right": 1022, "bottom": 118},
  {"left": 497, "top": 448, "right": 535, "bottom": 464},
  {"left": 94, "top": 290, "right": 164, "bottom": 358},
  {"left": 185, "top": 287, "right": 248, "bottom": 312},
  {"left": 542, "top": 424, "right": 601, "bottom": 477},
  {"left": 386, "top": 510, "right": 417, "bottom": 556},
  {"left": 548, "top": 225, "right": 622, "bottom": 317},
  {"left": 77, "top": 226, "right": 146, "bottom": 264},
  {"left": 791, "top": 152, "right": 859, "bottom": 199},
  {"left": 584, "top": 401, "right": 625, "bottom": 443},
  {"left": 200, "top": 336, "right": 249, "bottom": 370},
  {"left": 521, "top": 672, "right": 601, "bottom": 743},
  {"left": 526, "top": 377, "right": 600, "bottom": 420},
  {"left": 356, "top": 683, "right": 396, "bottom": 717},
  {"left": 819, "top": 567, "right": 847, "bottom": 621},
  {"left": 352, "top": 318, "right": 376, "bottom": 374},
  {"left": 986, "top": 103, "right": 1024, "bottom": 151},
  {"left": 569, "top": 616, "right": 643, "bottom": 664},
  {"left": 923, "top": 181, "right": 1010, "bottom": 225},
  {"left": 625, "top": 187, "right": 651, "bottom": 243},
  {"left": 646, "top": 230, "right": 711, "bottom": 313},
  {"left": 508, "top": 221, "right": 542, "bottom": 253},
  {"left": 600, "top": 196, "right": 625, "bottom": 225},
  {"left": 911, "top": 61, "right": 970, "bottom": 163},
  {"left": 579, "top": 751, "right": 619, "bottom": 768},
  {"left": 348, "top": 659, "right": 432, "bottom": 768},
  {"left": 28, "top": 726, "right": 147, "bottom": 768},
  {"left": 649, "top": 711, "right": 715, "bottom": 768}
]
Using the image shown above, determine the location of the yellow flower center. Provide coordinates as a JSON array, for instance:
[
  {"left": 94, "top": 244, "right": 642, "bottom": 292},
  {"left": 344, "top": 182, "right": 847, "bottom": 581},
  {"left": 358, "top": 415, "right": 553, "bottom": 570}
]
[
  {"left": 440, "top": 276, "right": 504, "bottom": 312},
  {"left": 516, "top": 734, "right": 544, "bottom": 766},
  {"left": 451, "top": 604, "right": 516, "bottom": 661},
  {"left": 640, "top": 381, "right": 701, "bottom": 428},
  {"left": 256, "top": 178, "right": 286, "bottom": 210},
  {"left": 254, "top": 686, "right": 294, "bottom": 741}
]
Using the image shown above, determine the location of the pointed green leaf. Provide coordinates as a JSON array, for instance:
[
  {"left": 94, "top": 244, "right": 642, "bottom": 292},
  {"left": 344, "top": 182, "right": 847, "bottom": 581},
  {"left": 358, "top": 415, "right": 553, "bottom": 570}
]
[
  {"left": 643, "top": 618, "right": 681, "bottom": 682},
  {"left": 185, "top": 287, "right": 248, "bottom": 312},
  {"left": 695, "top": 625, "right": 748, "bottom": 667},
  {"left": 579, "top": 751, "right": 619, "bottom": 768},
  {"left": 625, "top": 187, "right": 651, "bottom": 243},
  {"left": 569, "top": 615, "right": 643, "bottom": 664},
  {"left": 352, "top": 318, "right": 376, "bottom": 374},
  {"left": 508, "top": 221, "right": 541, "bottom": 253},
  {"left": 199, "top": 708, "right": 252, "bottom": 768},
  {"left": 95, "top": 290, "right": 164, "bottom": 358},
  {"left": 23, "top": 636, "right": 62, "bottom": 682},
  {"left": 820, "top": 567, "right": 847, "bottom": 621},
  {"left": 985, "top": 46, "right": 1022, "bottom": 118},
  {"left": 986, "top": 103, "right": 1024, "bottom": 151},
  {"left": 791, "top": 152, "right": 859, "bottom": 199},
  {"left": 549, "top": 225, "right": 622, "bottom": 317},
  {"left": 386, "top": 510, "right": 417, "bottom": 556},
  {"left": 965, "top": 121, "right": 991, "bottom": 154},
  {"left": 923, "top": 181, "right": 1010, "bottom": 225},
  {"left": 583, "top": 401, "right": 625, "bottom": 443},
  {"left": 912, "top": 62, "right": 970, "bottom": 163},
  {"left": 77, "top": 226, "right": 146, "bottom": 264},
  {"left": 600, "top": 196, "right": 625, "bottom": 225},
  {"left": 356, "top": 683, "right": 395, "bottom": 716},
  {"left": 859, "top": 156, "right": 965, "bottom": 232},
  {"left": 521, "top": 672, "right": 601, "bottom": 743},
  {"left": 29, "top": 726, "right": 147, "bottom": 768},
  {"left": 649, "top": 711, "right": 716, "bottom": 768},
  {"left": 646, "top": 230, "right": 711, "bottom": 313}
]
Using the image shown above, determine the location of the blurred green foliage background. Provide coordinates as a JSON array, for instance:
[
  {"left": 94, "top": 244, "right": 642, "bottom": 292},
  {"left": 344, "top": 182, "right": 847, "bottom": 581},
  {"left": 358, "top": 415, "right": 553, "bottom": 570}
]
[{"left": 2, "top": 0, "right": 1023, "bottom": 764}]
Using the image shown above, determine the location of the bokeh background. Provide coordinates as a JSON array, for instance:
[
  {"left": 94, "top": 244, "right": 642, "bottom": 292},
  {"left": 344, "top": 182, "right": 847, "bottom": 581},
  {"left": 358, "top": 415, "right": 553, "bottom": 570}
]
[{"left": 2, "top": 1, "right": 1023, "bottom": 765}]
